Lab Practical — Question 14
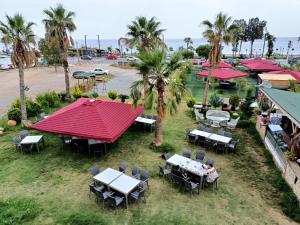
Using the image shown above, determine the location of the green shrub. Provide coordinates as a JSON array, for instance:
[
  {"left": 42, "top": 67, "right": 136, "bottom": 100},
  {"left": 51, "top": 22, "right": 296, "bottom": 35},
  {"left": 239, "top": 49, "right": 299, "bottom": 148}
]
[
  {"left": 149, "top": 142, "right": 176, "bottom": 153},
  {"left": 186, "top": 97, "right": 196, "bottom": 108},
  {"left": 60, "top": 213, "right": 109, "bottom": 225},
  {"left": 10, "top": 98, "right": 42, "bottom": 118},
  {"left": 108, "top": 90, "right": 118, "bottom": 100},
  {"left": 36, "top": 91, "right": 60, "bottom": 108},
  {"left": 91, "top": 92, "right": 99, "bottom": 98},
  {"left": 240, "top": 97, "right": 253, "bottom": 118},
  {"left": 209, "top": 94, "right": 222, "bottom": 108},
  {"left": 0, "top": 198, "right": 40, "bottom": 225},
  {"left": 7, "top": 108, "right": 22, "bottom": 124},
  {"left": 229, "top": 95, "right": 240, "bottom": 110},
  {"left": 58, "top": 92, "right": 67, "bottom": 102},
  {"left": 81, "top": 93, "right": 91, "bottom": 98},
  {"left": 260, "top": 98, "right": 269, "bottom": 112},
  {"left": 71, "top": 86, "right": 83, "bottom": 99}
]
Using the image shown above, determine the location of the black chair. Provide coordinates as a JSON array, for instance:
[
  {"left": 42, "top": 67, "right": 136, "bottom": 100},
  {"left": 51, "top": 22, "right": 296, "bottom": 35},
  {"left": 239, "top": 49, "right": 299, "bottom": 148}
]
[
  {"left": 204, "top": 176, "right": 219, "bottom": 191},
  {"left": 19, "top": 130, "right": 28, "bottom": 140},
  {"left": 182, "top": 149, "right": 192, "bottom": 158},
  {"left": 140, "top": 170, "right": 149, "bottom": 189},
  {"left": 171, "top": 173, "right": 184, "bottom": 188},
  {"left": 161, "top": 153, "right": 172, "bottom": 160},
  {"left": 217, "top": 128, "right": 225, "bottom": 136},
  {"left": 12, "top": 137, "right": 22, "bottom": 151},
  {"left": 21, "top": 143, "right": 34, "bottom": 153},
  {"left": 132, "top": 165, "right": 140, "bottom": 178},
  {"left": 205, "top": 138, "right": 215, "bottom": 149},
  {"left": 227, "top": 140, "right": 239, "bottom": 151},
  {"left": 119, "top": 162, "right": 127, "bottom": 173},
  {"left": 185, "top": 128, "right": 191, "bottom": 140},
  {"left": 95, "top": 189, "right": 113, "bottom": 207},
  {"left": 215, "top": 142, "right": 227, "bottom": 154},
  {"left": 159, "top": 165, "right": 171, "bottom": 180},
  {"left": 107, "top": 195, "right": 124, "bottom": 209},
  {"left": 184, "top": 180, "right": 200, "bottom": 195},
  {"left": 219, "top": 120, "right": 227, "bottom": 127},
  {"left": 197, "top": 124, "right": 206, "bottom": 131},
  {"left": 195, "top": 150, "right": 205, "bottom": 162},
  {"left": 205, "top": 159, "right": 215, "bottom": 166},
  {"left": 130, "top": 187, "right": 146, "bottom": 203},
  {"left": 204, "top": 119, "right": 213, "bottom": 127},
  {"left": 224, "top": 131, "right": 232, "bottom": 138},
  {"left": 89, "top": 183, "right": 104, "bottom": 200},
  {"left": 204, "top": 127, "right": 212, "bottom": 133},
  {"left": 197, "top": 136, "right": 206, "bottom": 146},
  {"left": 90, "top": 165, "right": 101, "bottom": 177},
  {"left": 188, "top": 134, "right": 198, "bottom": 145}
]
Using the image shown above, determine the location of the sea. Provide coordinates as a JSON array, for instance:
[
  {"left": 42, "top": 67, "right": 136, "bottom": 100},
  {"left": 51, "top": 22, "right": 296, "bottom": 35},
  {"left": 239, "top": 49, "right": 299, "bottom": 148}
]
[{"left": 1, "top": 37, "right": 299, "bottom": 65}]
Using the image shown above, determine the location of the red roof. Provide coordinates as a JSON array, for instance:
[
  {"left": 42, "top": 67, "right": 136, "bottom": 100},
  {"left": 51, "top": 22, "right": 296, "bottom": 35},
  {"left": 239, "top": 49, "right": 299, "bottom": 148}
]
[
  {"left": 267, "top": 70, "right": 300, "bottom": 83},
  {"left": 197, "top": 68, "right": 249, "bottom": 80},
  {"left": 31, "top": 98, "right": 144, "bottom": 143},
  {"left": 242, "top": 62, "right": 281, "bottom": 71},
  {"left": 202, "top": 61, "right": 233, "bottom": 69},
  {"left": 240, "top": 58, "right": 276, "bottom": 65}
]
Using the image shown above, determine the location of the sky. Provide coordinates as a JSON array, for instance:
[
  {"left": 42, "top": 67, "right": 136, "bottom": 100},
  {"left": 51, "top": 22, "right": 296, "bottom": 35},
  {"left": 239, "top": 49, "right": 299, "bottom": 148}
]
[{"left": 1, "top": 0, "right": 300, "bottom": 39}]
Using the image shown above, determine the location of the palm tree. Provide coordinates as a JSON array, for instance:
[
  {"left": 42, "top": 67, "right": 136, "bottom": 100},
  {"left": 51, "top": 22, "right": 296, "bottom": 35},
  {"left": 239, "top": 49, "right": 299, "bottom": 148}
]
[
  {"left": 183, "top": 37, "right": 193, "bottom": 49},
  {"left": 0, "top": 14, "right": 35, "bottom": 124},
  {"left": 131, "top": 48, "right": 189, "bottom": 146},
  {"left": 201, "top": 12, "right": 237, "bottom": 106},
  {"left": 127, "top": 16, "right": 166, "bottom": 99},
  {"left": 43, "top": 4, "right": 76, "bottom": 98}
]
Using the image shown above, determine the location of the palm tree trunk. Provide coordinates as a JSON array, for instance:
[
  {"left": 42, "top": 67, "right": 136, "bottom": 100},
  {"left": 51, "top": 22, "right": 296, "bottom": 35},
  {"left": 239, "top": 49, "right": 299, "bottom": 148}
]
[
  {"left": 18, "top": 62, "right": 27, "bottom": 123},
  {"left": 63, "top": 52, "right": 71, "bottom": 98},
  {"left": 202, "top": 67, "right": 211, "bottom": 107},
  {"left": 238, "top": 40, "right": 243, "bottom": 55},
  {"left": 155, "top": 78, "right": 165, "bottom": 146},
  {"left": 262, "top": 36, "right": 266, "bottom": 57},
  {"left": 250, "top": 41, "right": 254, "bottom": 57},
  {"left": 143, "top": 73, "right": 148, "bottom": 99}
]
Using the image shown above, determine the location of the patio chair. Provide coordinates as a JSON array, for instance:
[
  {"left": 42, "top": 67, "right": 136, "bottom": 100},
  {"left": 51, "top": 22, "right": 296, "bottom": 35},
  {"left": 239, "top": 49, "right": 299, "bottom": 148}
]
[
  {"left": 182, "top": 149, "right": 192, "bottom": 158},
  {"left": 204, "top": 119, "right": 213, "bottom": 127},
  {"left": 89, "top": 183, "right": 98, "bottom": 199},
  {"left": 227, "top": 117, "right": 240, "bottom": 130},
  {"left": 227, "top": 139, "right": 239, "bottom": 152},
  {"left": 188, "top": 133, "right": 198, "bottom": 145},
  {"left": 130, "top": 187, "right": 146, "bottom": 203},
  {"left": 170, "top": 173, "right": 184, "bottom": 188},
  {"left": 194, "top": 109, "right": 205, "bottom": 123},
  {"left": 140, "top": 170, "right": 150, "bottom": 189},
  {"left": 159, "top": 165, "right": 171, "bottom": 180},
  {"left": 195, "top": 150, "right": 205, "bottom": 162},
  {"left": 184, "top": 128, "right": 191, "bottom": 140},
  {"left": 107, "top": 195, "right": 124, "bottom": 209},
  {"left": 204, "top": 127, "right": 212, "bottom": 133},
  {"left": 197, "top": 124, "right": 206, "bottom": 131},
  {"left": 161, "top": 152, "right": 173, "bottom": 160},
  {"left": 197, "top": 136, "right": 206, "bottom": 146},
  {"left": 12, "top": 137, "right": 22, "bottom": 151},
  {"left": 219, "top": 120, "right": 227, "bottom": 127},
  {"left": 204, "top": 176, "right": 219, "bottom": 191},
  {"left": 211, "top": 120, "right": 221, "bottom": 128},
  {"left": 215, "top": 142, "right": 227, "bottom": 154},
  {"left": 205, "top": 159, "right": 215, "bottom": 166},
  {"left": 97, "top": 190, "right": 114, "bottom": 207},
  {"left": 21, "top": 143, "right": 34, "bottom": 154},
  {"left": 218, "top": 128, "right": 225, "bottom": 136},
  {"left": 224, "top": 131, "right": 232, "bottom": 138},
  {"left": 151, "top": 115, "right": 157, "bottom": 121},
  {"left": 204, "top": 138, "right": 215, "bottom": 150},
  {"left": 132, "top": 165, "right": 140, "bottom": 178},
  {"left": 19, "top": 130, "right": 28, "bottom": 140},
  {"left": 184, "top": 180, "right": 200, "bottom": 195},
  {"left": 90, "top": 165, "right": 101, "bottom": 177},
  {"left": 119, "top": 162, "right": 127, "bottom": 173}
]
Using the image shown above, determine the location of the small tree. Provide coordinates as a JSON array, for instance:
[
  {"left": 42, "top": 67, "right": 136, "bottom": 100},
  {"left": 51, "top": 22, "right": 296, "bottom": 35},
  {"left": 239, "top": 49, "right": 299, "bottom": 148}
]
[
  {"left": 183, "top": 37, "right": 193, "bottom": 49},
  {"left": 195, "top": 45, "right": 212, "bottom": 59},
  {"left": 266, "top": 33, "right": 276, "bottom": 58},
  {"left": 229, "top": 95, "right": 240, "bottom": 111},
  {"left": 38, "top": 37, "right": 61, "bottom": 71},
  {"left": 209, "top": 94, "right": 222, "bottom": 108}
]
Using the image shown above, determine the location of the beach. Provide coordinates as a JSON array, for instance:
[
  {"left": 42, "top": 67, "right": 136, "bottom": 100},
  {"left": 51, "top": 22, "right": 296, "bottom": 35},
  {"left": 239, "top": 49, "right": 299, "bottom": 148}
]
[{"left": 0, "top": 58, "right": 139, "bottom": 116}]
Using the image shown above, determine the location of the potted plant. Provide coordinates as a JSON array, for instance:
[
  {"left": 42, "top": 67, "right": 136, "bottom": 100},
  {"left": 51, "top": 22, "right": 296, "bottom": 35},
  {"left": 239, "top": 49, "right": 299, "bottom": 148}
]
[
  {"left": 118, "top": 94, "right": 129, "bottom": 103},
  {"left": 229, "top": 95, "right": 240, "bottom": 111},
  {"left": 108, "top": 91, "right": 118, "bottom": 100},
  {"left": 186, "top": 97, "right": 196, "bottom": 109},
  {"left": 209, "top": 94, "right": 222, "bottom": 108},
  {"left": 260, "top": 98, "right": 269, "bottom": 116}
]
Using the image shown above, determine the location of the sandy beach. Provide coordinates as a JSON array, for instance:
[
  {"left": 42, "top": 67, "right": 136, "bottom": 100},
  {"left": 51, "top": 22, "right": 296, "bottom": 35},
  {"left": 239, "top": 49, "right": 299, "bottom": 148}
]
[{"left": 0, "top": 58, "right": 139, "bottom": 116}]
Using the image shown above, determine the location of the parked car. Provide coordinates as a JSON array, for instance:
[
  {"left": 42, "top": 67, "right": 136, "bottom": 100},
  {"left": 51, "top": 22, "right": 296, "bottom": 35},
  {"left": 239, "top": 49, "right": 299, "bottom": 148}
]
[
  {"left": 72, "top": 71, "right": 95, "bottom": 79},
  {"left": 81, "top": 55, "right": 92, "bottom": 60},
  {"left": 127, "top": 56, "right": 139, "bottom": 62},
  {"left": 106, "top": 54, "right": 118, "bottom": 60},
  {"left": 91, "top": 68, "right": 109, "bottom": 75}
]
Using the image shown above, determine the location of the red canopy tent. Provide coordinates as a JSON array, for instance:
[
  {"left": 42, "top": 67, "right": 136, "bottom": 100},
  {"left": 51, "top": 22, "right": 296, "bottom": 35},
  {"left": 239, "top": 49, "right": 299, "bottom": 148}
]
[
  {"left": 201, "top": 61, "right": 233, "bottom": 69},
  {"left": 240, "top": 57, "right": 276, "bottom": 65},
  {"left": 267, "top": 70, "right": 300, "bottom": 83},
  {"left": 197, "top": 68, "right": 248, "bottom": 80},
  {"left": 242, "top": 62, "right": 281, "bottom": 71},
  {"left": 31, "top": 98, "right": 144, "bottom": 143}
]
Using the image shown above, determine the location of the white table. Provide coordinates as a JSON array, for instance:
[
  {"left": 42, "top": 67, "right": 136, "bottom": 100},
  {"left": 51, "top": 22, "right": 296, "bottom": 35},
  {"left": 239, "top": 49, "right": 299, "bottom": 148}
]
[
  {"left": 109, "top": 174, "right": 141, "bottom": 208},
  {"left": 20, "top": 135, "right": 44, "bottom": 152},
  {"left": 167, "top": 154, "right": 192, "bottom": 167},
  {"left": 135, "top": 117, "right": 156, "bottom": 125},
  {"left": 193, "top": 104, "right": 203, "bottom": 109},
  {"left": 185, "top": 160, "right": 207, "bottom": 176},
  {"left": 209, "top": 134, "right": 231, "bottom": 144},
  {"left": 268, "top": 124, "right": 283, "bottom": 132},
  {"left": 93, "top": 168, "right": 123, "bottom": 185},
  {"left": 190, "top": 129, "right": 211, "bottom": 138}
]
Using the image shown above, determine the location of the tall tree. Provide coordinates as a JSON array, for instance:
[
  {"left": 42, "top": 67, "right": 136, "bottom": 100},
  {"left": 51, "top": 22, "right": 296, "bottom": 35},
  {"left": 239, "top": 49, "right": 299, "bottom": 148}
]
[
  {"left": 0, "top": 14, "right": 35, "bottom": 124},
  {"left": 130, "top": 48, "right": 189, "bottom": 146},
  {"left": 195, "top": 44, "right": 212, "bottom": 59},
  {"left": 43, "top": 4, "right": 76, "bottom": 98},
  {"left": 232, "top": 19, "right": 247, "bottom": 55},
  {"left": 183, "top": 37, "right": 193, "bottom": 49},
  {"left": 286, "top": 40, "right": 293, "bottom": 60},
  {"left": 266, "top": 33, "right": 276, "bottom": 58},
  {"left": 201, "top": 12, "right": 237, "bottom": 106},
  {"left": 245, "top": 18, "right": 267, "bottom": 57},
  {"left": 127, "top": 16, "right": 166, "bottom": 99}
]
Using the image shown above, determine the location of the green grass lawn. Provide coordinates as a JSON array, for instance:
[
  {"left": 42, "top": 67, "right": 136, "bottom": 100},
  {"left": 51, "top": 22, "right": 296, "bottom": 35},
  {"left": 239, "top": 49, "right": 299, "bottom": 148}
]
[{"left": 0, "top": 99, "right": 297, "bottom": 225}]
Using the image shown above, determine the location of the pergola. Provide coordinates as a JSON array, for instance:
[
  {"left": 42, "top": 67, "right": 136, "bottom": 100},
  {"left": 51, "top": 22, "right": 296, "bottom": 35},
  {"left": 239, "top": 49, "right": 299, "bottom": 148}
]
[{"left": 197, "top": 68, "right": 249, "bottom": 80}]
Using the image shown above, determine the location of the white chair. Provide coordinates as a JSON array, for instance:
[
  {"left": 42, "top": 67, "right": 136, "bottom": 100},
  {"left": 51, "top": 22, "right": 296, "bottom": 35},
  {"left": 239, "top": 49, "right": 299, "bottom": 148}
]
[
  {"left": 227, "top": 117, "right": 240, "bottom": 130},
  {"left": 194, "top": 109, "right": 204, "bottom": 123}
]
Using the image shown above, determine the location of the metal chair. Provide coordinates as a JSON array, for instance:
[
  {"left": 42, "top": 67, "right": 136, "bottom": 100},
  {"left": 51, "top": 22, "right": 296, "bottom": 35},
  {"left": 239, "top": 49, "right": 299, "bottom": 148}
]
[
  {"left": 161, "top": 152, "right": 173, "bottom": 160},
  {"left": 224, "top": 131, "right": 232, "bottom": 138},
  {"left": 140, "top": 170, "right": 150, "bottom": 189},
  {"left": 197, "top": 124, "right": 206, "bottom": 131},
  {"left": 159, "top": 165, "right": 171, "bottom": 180},
  {"left": 90, "top": 165, "right": 101, "bottom": 177},
  {"left": 219, "top": 120, "right": 227, "bottom": 127},
  {"left": 205, "top": 159, "right": 215, "bottom": 166},
  {"left": 182, "top": 149, "right": 192, "bottom": 158},
  {"left": 130, "top": 187, "right": 146, "bottom": 203},
  {"left": 12, "top": 137, "right": 22, "bottom": 151},
  {"left": 119, "top": 162, "right": 127, "bottom": 173},
  {"left": 21, "top": 143, "right": 34, "bottom": 153},
  {"left": 195, "top": 150, "right": 205, "bottom": 162},
  {"left": 227, "top": 140, "right": 239, "bottom": 151},
  {"left": 107, "top": 195, "right": 124, "bottom": 209},
  {"left": 188, "top": 134, "right": 198, "bottom": 145},
  {"left": 19, "top": 130, "right": 28, "bottom": 140},
  {"left": 204, "top": 127, "right": 212, "bottom": 133},
  {"left": 217, "top": 128, "right": 225, "bottom": 136},
  {"left": 184, "top": 180, "right": 200, "bottom": 195},
  {"left": 132, "top": 165, "right": 140, "bottom": 178},
  {"left": 204, "top": 138, "right": 215, "bottom": 149},
  {"left": 215, "top": 142, "right": 227, "bottom": 154},
  {"left": 184, "top": 128, "right": 191, "bottom": 140}
]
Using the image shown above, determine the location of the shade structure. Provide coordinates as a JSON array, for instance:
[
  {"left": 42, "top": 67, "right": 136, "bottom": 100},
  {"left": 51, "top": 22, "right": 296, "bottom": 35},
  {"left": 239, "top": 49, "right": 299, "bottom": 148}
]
[
  {"left": 242, "top": 62, "right": 281, "bottom": 72},
  {"left": 31, "top": 98, "right": 144, "bottom": 143},
  {"left": 197, "top": 68, "right": 248, "bottom": 80},
  {"left": 201, "top": 61, "right": 232, "bottom": 69},
  {"left": 240, "top": 57, "right": 276, "bottom": 65},
  {"left": 267, "top": 70, "right": 300, "bottom": 83}
]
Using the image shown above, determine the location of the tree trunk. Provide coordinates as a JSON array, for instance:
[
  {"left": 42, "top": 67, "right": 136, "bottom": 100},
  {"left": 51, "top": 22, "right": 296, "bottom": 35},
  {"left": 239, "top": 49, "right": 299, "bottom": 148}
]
[
  {"left": 238, "top": 40, "right": 243, "bottom": 55},
  {"left": 262, "top": 36, "right": 266, "bottom": 57},
  {"left": 202, "top": 67, "right": 211, "bottom": 106},
  {"left": 143, "top": 73, "right": 148, "bottom": 100},
  {"left": 63, "top": 52, "right": 71, "bottom": 98},
  {"left": 54, "top": 64, "right": 57, "bottom": 72},
  {"left": 249, "top": 41, "right": 254, "bottom": 57},
  {"left": 155, "top": 78, "right": 165, "bottom": 146},
  {"left": 18, "top": 62, "right": 27, "bottom": 124}
]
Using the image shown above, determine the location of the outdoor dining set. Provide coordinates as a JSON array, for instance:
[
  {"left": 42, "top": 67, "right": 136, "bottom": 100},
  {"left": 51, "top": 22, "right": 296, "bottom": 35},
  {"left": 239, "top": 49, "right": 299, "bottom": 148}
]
[
  {"left": 12, "top": 130, "right": 45, "bottom": 153},
  {"left": 88, "top": 162, "right": 149, "bottom": 209},
  {"left": 134, "top": 113, "right": 157, "bottom": 132},
  {"left": 159, "top": 151, "right": 219, "bottom": 194}
]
